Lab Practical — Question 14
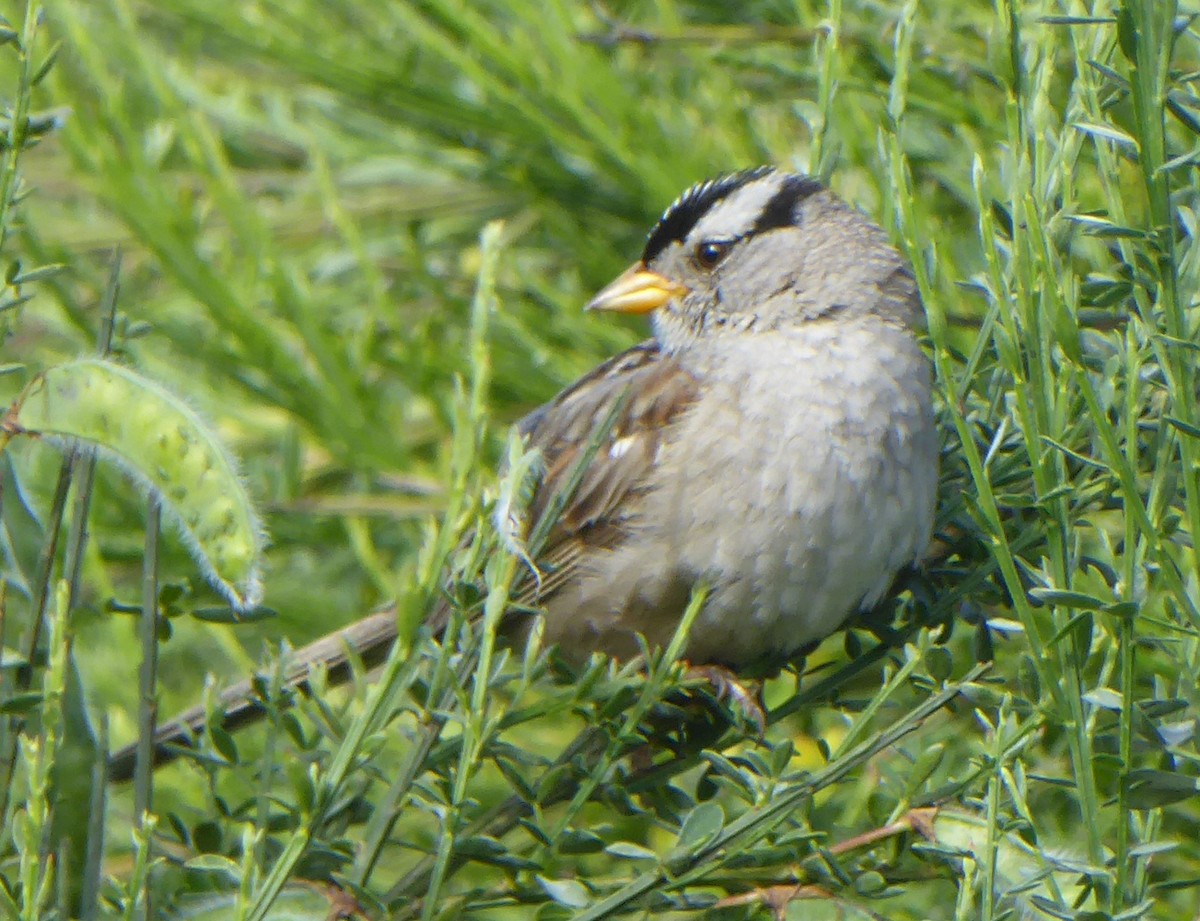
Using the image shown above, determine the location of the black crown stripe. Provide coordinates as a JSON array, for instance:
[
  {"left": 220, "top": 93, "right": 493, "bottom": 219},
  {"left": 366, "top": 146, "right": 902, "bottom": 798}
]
[
  {"left": 749, "top": 174, "right": 825, "bottom": 237},
  {"left": 641, "top": 167, "right": 777, "bottom": 264},
  {"left": 641, "top": 168, "right": 826, "bottom": 263}
]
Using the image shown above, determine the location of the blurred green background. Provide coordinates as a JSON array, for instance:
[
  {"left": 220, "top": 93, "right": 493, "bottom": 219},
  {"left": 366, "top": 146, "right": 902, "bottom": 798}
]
[{"left": 4, "top": 0, "right": 1200, "bottom": 919}]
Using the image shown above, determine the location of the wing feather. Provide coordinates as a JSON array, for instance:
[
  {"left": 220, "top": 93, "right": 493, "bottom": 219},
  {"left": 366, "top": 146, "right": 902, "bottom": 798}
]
[{"left": 515, "top": 340, "right": 699, "bottom": 605}]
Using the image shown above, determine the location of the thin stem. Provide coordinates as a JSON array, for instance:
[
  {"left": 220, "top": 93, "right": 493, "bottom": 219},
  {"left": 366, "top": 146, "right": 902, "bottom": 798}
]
[
  {"left": 79, "top": 715, "right": 108, "bottom": 921},
  {"left": 0, "top": 0, "right": 38, "bottom": 254},
  {"left": 63, "top": 249, "right": 121, "bottom": 607},
  {"left": 420, "top": 552, "right": 522, "bottom": 921},
  {"left": 0, "top": 454, "right": 73, "bottom": 826},
  {"left": 133, "top": 496, "right": 161, "bottom": 921}
]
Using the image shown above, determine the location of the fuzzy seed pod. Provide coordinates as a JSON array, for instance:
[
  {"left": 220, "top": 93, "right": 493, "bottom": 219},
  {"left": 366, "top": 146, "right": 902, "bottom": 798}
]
[{"left": 10, "top": 358, "right": 265, "bottom": 610}]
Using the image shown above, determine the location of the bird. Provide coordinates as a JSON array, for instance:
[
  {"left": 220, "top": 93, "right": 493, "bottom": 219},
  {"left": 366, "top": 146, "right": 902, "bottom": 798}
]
[{"left": 108, "top": 167, "right": 938, "bottom": 780}]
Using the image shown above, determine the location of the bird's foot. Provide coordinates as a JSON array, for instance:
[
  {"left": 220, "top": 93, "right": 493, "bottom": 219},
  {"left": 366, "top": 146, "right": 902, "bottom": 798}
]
[{"left": 685, "top": 664, "right": 766, "bottom": 736}]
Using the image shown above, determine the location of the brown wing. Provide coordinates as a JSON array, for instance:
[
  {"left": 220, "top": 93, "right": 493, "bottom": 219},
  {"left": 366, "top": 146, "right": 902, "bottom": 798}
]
[{"left": 513, "top": 340, "right": 700, "bottom": 605}]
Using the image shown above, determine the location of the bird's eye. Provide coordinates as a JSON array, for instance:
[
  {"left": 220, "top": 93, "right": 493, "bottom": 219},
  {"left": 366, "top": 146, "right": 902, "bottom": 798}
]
[{"left": 694, "top": 239, "right": 732, "bottom": 270}]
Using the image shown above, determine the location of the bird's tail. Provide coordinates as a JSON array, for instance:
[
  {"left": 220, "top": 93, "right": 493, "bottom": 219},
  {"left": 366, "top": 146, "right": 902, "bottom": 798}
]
[{"left": 106, "top": 607, "right": 402, "bottom": 783}]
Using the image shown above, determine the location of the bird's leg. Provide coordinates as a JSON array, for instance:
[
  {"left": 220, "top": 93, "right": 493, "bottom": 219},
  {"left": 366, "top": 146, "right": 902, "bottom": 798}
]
[{"left": 684, "top": 663, "right": 766, "bottom": 736}]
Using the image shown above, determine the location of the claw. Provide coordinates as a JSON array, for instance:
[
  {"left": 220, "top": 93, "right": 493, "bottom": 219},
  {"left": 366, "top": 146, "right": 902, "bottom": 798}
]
[{"left": 685, "top": 664, "right": 766, "bottom": 736}]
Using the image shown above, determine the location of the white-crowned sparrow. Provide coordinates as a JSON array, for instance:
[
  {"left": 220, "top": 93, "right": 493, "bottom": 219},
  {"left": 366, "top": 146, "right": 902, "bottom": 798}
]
[
  {"left": 110, "top": 167, "right": 937, "bottom": 777},
  {"left": 514, "top": 167, "right": 937, "bottom": 667}
]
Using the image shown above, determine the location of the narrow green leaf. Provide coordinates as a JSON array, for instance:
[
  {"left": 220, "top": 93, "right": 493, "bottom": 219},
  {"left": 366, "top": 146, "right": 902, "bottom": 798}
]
[
  {"left": 1166, "top": 416, "right": 1200, "bottom": 439},
  {"left": 1063, "top": 213, "right": 1147, "bottom": 238},
  {"left": 30, "top": 41, "right": 60, "bottom": 87},
  {"left": 1123, "top": 770, "right": 1200, "bottom": 809},
  {"left": 183, "top": 854, "right": 240, "bottom": 876},
  {"left": 557, "top": 829, "right": 605, "bottom": 855},
  {"left": 1039, "top": 15, "right": 1117, "bottom": 25},
  {"left": 190, "top": 605, "right": 278, "bottom": 624},
  {"left": 604, "top": 841, "right": 658, "bottom": 861},
  {"left": 1083, "top": 688, "right": 1123, "bottom": 711},
  {"left": 10, "top": 262, "right": 63, "bottom": 285},
  {"left": 1029, "top": 588, "right": 1106, "bottom": 609},
  {"left": 537, "top": 876, "right": 590, "bottom": 909},
  {"left": 675, "top": 802, "right": 725, "bottom": 850},
  {"left": 0, "top": 691, "right": 41, "bottom": 714},
  {"left": 1040, "top": 436, "right": 1111, "bottom": 470},
  {"left": 1115, "top": 6, "right": 1137, "bottom": 61},
  {"left": 1071, "top": 121, "right": 1138, "bottom": 148}
]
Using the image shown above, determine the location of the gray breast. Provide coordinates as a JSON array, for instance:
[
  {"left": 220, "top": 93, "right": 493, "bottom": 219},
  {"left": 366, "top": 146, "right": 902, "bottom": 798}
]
[{"left": 621, "top": 320, "right": 936, "bottom": 667}]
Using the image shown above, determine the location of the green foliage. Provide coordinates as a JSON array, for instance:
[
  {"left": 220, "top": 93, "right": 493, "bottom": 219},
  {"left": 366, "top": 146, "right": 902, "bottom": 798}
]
[{"left": 2, "top": 0, "right": 1200, "bottom": 919}]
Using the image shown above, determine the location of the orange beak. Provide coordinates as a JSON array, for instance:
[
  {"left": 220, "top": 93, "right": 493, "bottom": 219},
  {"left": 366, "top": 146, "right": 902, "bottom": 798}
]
[{"left": 585, "top": 261, "right": 688, "bottom": 314}]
